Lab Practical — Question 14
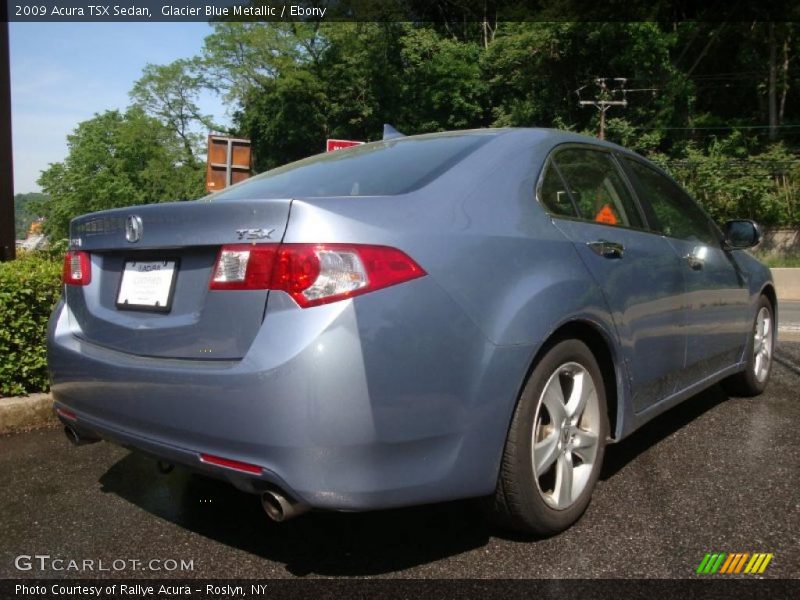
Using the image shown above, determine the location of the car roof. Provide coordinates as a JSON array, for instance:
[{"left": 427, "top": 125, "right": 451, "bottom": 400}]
[{"left": 392, "top": 127, "right": 640, "bottom": 158}]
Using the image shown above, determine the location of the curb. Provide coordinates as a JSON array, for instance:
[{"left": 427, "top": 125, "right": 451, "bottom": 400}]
[
  {"left": 0, "top": 393, "right": 58, "bottom": 435},
  {"left": 771, "top": 268, "right": 800, "bottom": 302}
]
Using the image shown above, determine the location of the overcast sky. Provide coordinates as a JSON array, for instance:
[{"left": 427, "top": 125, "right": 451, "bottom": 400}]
[{"left": 10, "top": 22, "right": 229, "bottom": 194}]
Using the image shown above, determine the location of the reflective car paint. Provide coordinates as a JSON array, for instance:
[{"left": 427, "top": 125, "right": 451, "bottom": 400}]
[{"left": 47, "top": 128, "right": 775, "bottom": 511}]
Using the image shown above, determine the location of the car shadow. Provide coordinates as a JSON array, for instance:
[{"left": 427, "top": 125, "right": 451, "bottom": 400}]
[
  {"left": 601, "top": 383, "right": 729, "bottom": 480},
  {"left": 98, "top": 454, "right": 493, "bottom": 576},
  {"left": 97, "top": 383, "right": 731, "bottom": 577}
]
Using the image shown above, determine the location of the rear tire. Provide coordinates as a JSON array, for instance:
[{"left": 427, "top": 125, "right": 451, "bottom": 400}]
[
  {"left": 722, "top": 295, "right": 775, "bottom": 397},
  {"left": 488, "top": 338, "right": 608, "bottom": 535}
]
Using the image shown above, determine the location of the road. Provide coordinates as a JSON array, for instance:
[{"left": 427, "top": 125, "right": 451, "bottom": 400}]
[
  {"left": 1, "top": 344, "right": 799, "bottom": 579},
  {"left": 780, "top": 300, "right": 800, "bottom": 334}
]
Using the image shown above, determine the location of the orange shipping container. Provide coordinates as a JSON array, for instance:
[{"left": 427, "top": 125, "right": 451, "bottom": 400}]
[{"left": 206, "top": 136, "right": 252, "bottom": 193}]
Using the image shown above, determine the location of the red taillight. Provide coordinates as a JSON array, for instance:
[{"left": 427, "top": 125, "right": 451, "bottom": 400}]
[
  {"left": 209, "top": 243, "right": 425, "bottom": 307},
  {"left": 62, "top": 251, "right": 91, "bottom": 286},
  {"left": 199, "top": 453, "right": 263, "bottom": 475}
]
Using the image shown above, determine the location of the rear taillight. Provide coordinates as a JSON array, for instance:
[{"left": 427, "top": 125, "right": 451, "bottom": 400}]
[
  {"left": 62, "top": 251, "right": 91, "bottom": 286},
  {"left": 209, "top": 243, "right": 425, "bottom": 307},
  {"left": 209, "top": 244, "right": 276, "bottom": 290}
]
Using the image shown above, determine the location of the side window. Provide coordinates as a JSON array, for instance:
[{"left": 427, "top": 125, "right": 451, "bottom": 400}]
[
  {"left": 538, "top": 161, "right": 577, "bottom": 217},
  {"left": 624, "top": 158, "right": 718, "bottom": 244},
  {"left": 553, "top": 148, "right": 643, "bottom": 228}
]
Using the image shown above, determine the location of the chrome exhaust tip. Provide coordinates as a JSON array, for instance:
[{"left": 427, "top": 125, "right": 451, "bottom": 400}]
[
  {"left": 260, "top": 490, "right": 309, "bottom": 522},
  {"left": 64, "top": 425, "right": 99, "bottom": 446}
]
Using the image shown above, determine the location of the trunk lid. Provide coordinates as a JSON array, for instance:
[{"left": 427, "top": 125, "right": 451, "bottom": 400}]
[{"left": 65, "top": 199, "right": 292, "bottom": 360}]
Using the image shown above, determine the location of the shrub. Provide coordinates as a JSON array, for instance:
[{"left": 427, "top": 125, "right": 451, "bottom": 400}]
[{"left": 0, "top": 252, "right": 63, "bottom": 396}]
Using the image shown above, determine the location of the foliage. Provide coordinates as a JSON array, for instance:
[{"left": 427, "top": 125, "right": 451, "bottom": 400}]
[
  {"left": 398, "top": 26, "right": 487, "bottom": 132},
  {"left": 652, "top": 135, "right": 800, "bottom": 226},
  {"left": 37, "top": 108, "right": 205, "bottom": 240},
  {"left": 130, "top": 59, "right": 219, "bottom": 165},
  {"left": 0, "top": 252, "right": 63, "bottom": 396},
  {"left": 237, "top": 69, "right": 328, "bottom": 172},
  {"left": 13, "top": 193, "right": 48, "bottom": 239},
  {"left": 757, "top": 254, "right": 800, "bottom": 268},
  {"left": 30, "top": 21, "right": 800, "bottom": 230}
]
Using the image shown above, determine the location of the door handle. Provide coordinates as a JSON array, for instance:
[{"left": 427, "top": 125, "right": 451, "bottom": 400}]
[
  {"left": 683, "top": 254, "right": 704, "bottom": 270},
  {"left": 587, "top": 240, "right": 625, "bottom": 259},
  {"left": 683, "top": 246, "right": 708, "bottom": 271}
]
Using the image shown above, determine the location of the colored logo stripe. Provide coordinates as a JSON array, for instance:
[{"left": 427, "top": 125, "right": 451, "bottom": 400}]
[
  {"left": 745, "top": 553, "right": 774, "bottom": 574},
  {"left": 697, "top": 552, "right": 773, "bottom": 574}
]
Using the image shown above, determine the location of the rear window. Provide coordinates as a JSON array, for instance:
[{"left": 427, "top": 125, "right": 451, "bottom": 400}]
[{"left": 210, "top": 133, "right": 493, "bottom": 200}]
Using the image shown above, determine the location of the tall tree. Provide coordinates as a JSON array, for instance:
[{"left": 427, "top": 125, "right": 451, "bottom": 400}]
[
  {"left": 130, "top": 59, "right": 214, "bottom": 165},
  {"left": 37, "top": 108, "right": 204, "bottom": 239}
]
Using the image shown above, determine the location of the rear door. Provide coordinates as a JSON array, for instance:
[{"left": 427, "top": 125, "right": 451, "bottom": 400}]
[
  {"left": 620, "top": 157, "right": 750, "bottom": 382},
  {"left": 539, "top": 146, "right": 687, "bottom": 411}
]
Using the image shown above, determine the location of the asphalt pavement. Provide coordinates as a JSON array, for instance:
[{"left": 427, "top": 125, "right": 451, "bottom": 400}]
[{"left": 1, "top": 344, "right": 799, "bottom": 579}]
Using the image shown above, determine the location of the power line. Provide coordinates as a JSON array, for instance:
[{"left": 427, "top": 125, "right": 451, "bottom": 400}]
[
  {"left": 576, "top": 78, "right": 657, "bottom": 140},
  {"left": 634, "top": 124, "right": 800, "bottom": 131}
]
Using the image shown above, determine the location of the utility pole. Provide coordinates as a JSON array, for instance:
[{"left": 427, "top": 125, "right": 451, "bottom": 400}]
[
  {"left": 0, "top": 10, "right": 15, "bottom": 262},
  {"left": 577, "top": 78, "right": 628, "bottom": 140}
]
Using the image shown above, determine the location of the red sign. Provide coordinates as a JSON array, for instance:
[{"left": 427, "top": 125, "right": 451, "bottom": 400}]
[{"left": 326, "top": 139, "right": 364, "bottom": 152}]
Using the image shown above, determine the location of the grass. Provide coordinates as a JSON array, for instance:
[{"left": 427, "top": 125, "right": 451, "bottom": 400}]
[{"left": 757, "top": 255, "right": 800, "bottom": 268}]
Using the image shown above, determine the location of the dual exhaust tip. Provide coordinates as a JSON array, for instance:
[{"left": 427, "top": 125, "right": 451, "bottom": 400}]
[
  {"left": 260, "top": 490, "right": 309, "bottom": 522},
  {"left": 64, "top": 425, "right": 100, "bottom": 446}
]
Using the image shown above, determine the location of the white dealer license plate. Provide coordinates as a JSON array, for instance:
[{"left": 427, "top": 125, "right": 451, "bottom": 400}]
[{"left": 116, "top": 260, "right": 178, "bottom": 312}]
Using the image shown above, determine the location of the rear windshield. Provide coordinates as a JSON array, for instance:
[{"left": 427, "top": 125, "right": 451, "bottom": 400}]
[{"left": 210, "top": 133, "right": 494, "bottom": 200}]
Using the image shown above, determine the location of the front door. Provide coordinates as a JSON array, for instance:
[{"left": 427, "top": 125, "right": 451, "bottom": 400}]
[{"left": 538, "top": 147, "right": 687, "bottom": 412}]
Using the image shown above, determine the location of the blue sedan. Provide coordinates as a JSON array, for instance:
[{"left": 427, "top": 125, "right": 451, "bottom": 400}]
[{"left": 48, "top": 128, "right": 775, "bottom": 534}]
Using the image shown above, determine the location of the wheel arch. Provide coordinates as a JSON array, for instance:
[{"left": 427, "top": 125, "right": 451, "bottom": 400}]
[
  {"left": 760, "top": 283, "right": 777, "bottom": 319},
  {"left": 519, "top": 319, "right": 625, "bottom": 443}
]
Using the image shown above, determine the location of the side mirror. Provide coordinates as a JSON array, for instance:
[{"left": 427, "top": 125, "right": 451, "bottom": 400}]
[{"left": 723, "top": 219, "right": 762, "bottom": 250}]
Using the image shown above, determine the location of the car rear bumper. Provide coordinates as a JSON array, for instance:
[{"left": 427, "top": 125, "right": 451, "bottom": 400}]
[{"left": 47, "top": 280, "right": 534, "bottom": 511}]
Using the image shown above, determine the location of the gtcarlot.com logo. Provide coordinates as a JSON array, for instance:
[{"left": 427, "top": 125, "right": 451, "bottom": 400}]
[
  {"left": 14, "top": 554, "right": 194, "bottom": 572},
  {"left": 696, "top": 552, "right": 774, "bottom": 575}
]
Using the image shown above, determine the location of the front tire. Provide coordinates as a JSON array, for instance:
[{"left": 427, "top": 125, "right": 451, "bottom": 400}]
[
  {"left": 488, "top": 338, "right": 608, "bottom": 535},
  {"left": 722, "top": 295, "right": 775, "bottom": 397}
]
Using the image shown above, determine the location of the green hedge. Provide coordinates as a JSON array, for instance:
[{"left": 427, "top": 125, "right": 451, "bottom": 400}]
[{"left": 0, "top": 252, "right": 63, "bottom": 396}]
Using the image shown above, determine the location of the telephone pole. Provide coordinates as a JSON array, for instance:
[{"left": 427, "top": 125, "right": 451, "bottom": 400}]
[
  {"left": 576, "top": 78, "right": 658, "bottom": 140},
  {"left": 577, "top": 78, "right": 628, "bottom": 140}
]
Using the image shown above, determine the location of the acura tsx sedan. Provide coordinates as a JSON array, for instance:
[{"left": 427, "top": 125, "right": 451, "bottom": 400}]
[{"left": 48, "top": 128, "right": 775, "bottom": 534}]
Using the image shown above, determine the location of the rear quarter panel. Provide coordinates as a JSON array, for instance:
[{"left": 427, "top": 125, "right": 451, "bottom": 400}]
[{"left": 281, "top": 130, "right": 626, "bottom": 476}]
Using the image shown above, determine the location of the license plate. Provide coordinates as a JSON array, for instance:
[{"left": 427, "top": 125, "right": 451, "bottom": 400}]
[{"left": 116, "top": 260, "right": 178, "bottom": 312}]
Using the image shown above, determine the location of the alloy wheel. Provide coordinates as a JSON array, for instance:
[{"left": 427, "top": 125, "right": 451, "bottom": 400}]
[
  {"left": 532, "top": 362, "right": 601, "bottom": 510},
  {"left": 753, "top": 306, "right": 773, "bottom": 383}
]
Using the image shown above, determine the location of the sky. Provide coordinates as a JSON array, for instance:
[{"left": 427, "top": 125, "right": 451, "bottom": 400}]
[{"left": 9, "top": 22, "right": 229, "bottom": 194}]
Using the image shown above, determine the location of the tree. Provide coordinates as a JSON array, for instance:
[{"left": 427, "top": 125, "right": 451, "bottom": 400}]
[
  {"left": 130, "top": 59, "right": 216, "bottom": 165},
  {"left": 398, "top": 26, "right": 488, "bottom": 132},
  {"left": 37, "top": 108, "right": 205, "bottom": 240},
  {"left": 200, "top": 22, "right": 317, "bottom": 103},
  {"left": 236, "top": 69, "right": 328, "bottom": 171},
  {"left": 13, "top": 193, "right": 48, "bottom": 239}
]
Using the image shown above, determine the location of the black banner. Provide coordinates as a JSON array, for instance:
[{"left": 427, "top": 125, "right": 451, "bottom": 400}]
[
  {"left": 2, "top": 579, "right": 800, "bottom": 600},
  {"left": 4, "top": 0, "right": 800, "bottom": 23}
]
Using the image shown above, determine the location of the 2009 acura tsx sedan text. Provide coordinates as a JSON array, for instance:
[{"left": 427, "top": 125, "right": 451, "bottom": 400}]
[{"left": 48, "top": 128, "right": 776, "bottom": 534}]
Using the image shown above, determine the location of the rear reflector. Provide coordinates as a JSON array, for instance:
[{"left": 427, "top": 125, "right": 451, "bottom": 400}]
[
  {"left": 210, "top": 243, "right": 425, "bottom": 307},
  {"left": 62, "top": 251, "right": 91, "bottom": 286},
  {"left": 55, "top": 406, "right": 77, "bottom": 421},
  {"left": 199, "top": 453, "right": 263, "bottom": 475}
]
